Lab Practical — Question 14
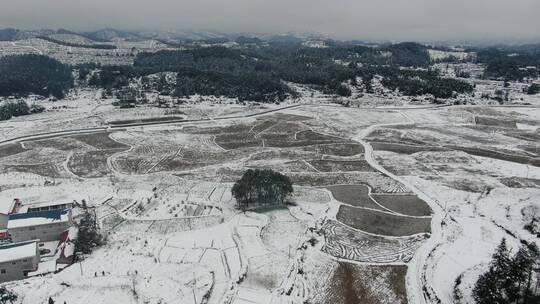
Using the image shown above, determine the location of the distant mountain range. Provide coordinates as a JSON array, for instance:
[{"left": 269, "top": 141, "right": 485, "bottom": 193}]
[
  {"left": 4, "top": 27, "right": 538, "bottom": 48},
  {"left": 0, "top": 27, "right": 333, "bottom": 45}
]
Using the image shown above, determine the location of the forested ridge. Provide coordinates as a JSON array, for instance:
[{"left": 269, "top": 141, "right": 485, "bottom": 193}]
[
  {"left": 0, "top": 54, "right": 73, "bottom": 98},
  {"left": 86, "top": 42, "right": 472, "bottom": 101},
  {"left": 0, "top": 41, "right": 475, "bottom": 102}
]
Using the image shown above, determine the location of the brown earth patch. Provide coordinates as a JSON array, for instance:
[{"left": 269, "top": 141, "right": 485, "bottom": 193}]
[
  {"left": 71, "top": 132, "right": 130, "bottom": 150},
  {"left": 326, "top": 185, "right": 384, "bottom": 211},
  {"left": 337, "top": 205, "right": 431, "bottom": 236},
  {"left": 321, "top": 262, "right": 408, "bottom": 304},
  {"left": 371, "top": 194, "right": 432, "bottom": 216},
  {"left": 67, "top": 150, "right": 115, "bottom": 178},
  {"left": 309, "top": 159, "right": 375, "bottom": 172},
  {"left": 0, "top": 143, "right": 26, "bottom": 158}
]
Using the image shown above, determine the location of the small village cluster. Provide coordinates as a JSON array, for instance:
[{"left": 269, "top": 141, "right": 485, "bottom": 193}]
[{"left": 0, "top": 199, "right": 77, "bottom": 283}]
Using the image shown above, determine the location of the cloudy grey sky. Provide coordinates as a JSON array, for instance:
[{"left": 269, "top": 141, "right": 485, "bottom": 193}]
[{"left": 2, "top": 0, "right": 540, "bottom": 42}]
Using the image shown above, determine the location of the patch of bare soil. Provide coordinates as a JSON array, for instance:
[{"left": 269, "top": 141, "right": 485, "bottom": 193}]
[
  {"left": 499, "top": 177, "right": 540, "bottom": 188},
  {"left": 517, "top": 145, "right": 540, "bottom": 157},
  {"left": 309, "top": 159, "right": 375, "bottom": 172},
  {"left": 216, "top": 139, "right": 263, "bottom": 150},
  {"left": 326, "top": 184, "right": 384, "bottom": 210},
  {"left": 475, "top": 116, "right": 517, "bottom": 128},
  {"left": 6, "top": 163, "right": 64, "bottom": 178},
  {"left": 504, "top": 131, "right": 540, "bottom": 143},
  {"left": 67, "top": 150, "right": 115, "bottom": 178},
  {"left": 264, "top": 139, "right": 329, "bottom": 148},
  {"left": 371, "top": 142, "right": 448, "bottom": 154},
  {"left": 445, "top": 145, "right": 540, "bottom": 167},
  {"left": 260, "top": 113, "right": 312, "bottom": 122},
  {"left": 0, "top": 143, "right": 26, "bottom": 158},
  {"left": 246, "top": 160, "right": 318, "bottom": 173},
  {"left": 71, "top": 132, "right": 130, "bottom": 150},
  {"left": 296, "top": 130, "right": 343, "bottom": 141},
  {"left": 365, "top": 128, "right": 430, "bottom": 146},
  {"left": 291, "top": 172, "right": 410, "bottom": 193},
  {"left": 306, "top": 143, "right": 364, "bottom": 156},
  {"left": 337, "top": 205, "right": 431, "bottom": 236},
  {"left": 321, "top": 262, "right": 408, "bottom": 304},
  {"left": 151, "top": 159, "right": 210, "bottom": 173},
  {"left": 371, "top": 194, "right": 432, "bottom": 216},
  {"left": 23, "top": 137, "right": 86, "bottom": 151}
]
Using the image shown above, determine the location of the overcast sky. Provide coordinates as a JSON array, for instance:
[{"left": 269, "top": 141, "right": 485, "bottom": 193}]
[{"left": 2, "top": 0, "right": 540, "bottom": 42}]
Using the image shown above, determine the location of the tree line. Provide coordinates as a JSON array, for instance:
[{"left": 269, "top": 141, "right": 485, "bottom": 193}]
[
  {"left": 37, "top": 36, "right": 117, "bottom": 50},
  {"left": 476, "top": 47, "right": 540, "bottom": 81},
  {"left": 0, "top": 100, "right": 44, "bottom": 121},
  {"left": 473, "top": 238, "right": 540, "bottom": 304}
]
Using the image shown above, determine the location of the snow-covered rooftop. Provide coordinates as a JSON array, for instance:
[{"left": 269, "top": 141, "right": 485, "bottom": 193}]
[
  {"left": 0, "top": 240, "right": 38, "bottom": 263},
  {"left": 7, "top": 209, "right": 71, "bottom": 229},
  {"left": 18, "top": 200, "right": 74, "bottom": 213},
  {"left": 0, "top": 200, "right": 17, "bottom": 215}
]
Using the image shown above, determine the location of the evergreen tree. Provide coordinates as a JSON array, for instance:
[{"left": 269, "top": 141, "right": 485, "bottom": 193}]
[
  {"left": 474, "top": 239, "right": 540, "bottom": 304},
  {"left": 0, "top": 287, "right": 17, "bottom": 304},
  {"left": 74, "top": 210, "right": 103, "bottom": 255},
  {"left": 0, "top": 54, "right": 73, "bottom": 98},
  {"left": 0, "top": 100, "right": 32, "bottom": 121},
  {"left": 492, "top": 238, "right": 511, "bottom": 273},
  {"left": 473, "top": 267, "right": 505, "bottom": 304},
  {"left": 527, "top": 83, "right": 540, "bottom": 95}
]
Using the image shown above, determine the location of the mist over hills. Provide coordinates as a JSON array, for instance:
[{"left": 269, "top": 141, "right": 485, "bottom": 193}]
[{"left": 1, "top": 27, "right": 539, "bottom": 48}]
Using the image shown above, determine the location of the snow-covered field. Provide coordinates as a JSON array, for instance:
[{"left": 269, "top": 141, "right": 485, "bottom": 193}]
[{"left": 1, "top": 91, "right": 540, "bottom": 304}]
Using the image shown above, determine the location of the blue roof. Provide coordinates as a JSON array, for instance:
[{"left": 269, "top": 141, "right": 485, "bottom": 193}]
[
  {"left": 0, "top": 240, "right": 36, "bottom": 250},
  {"left": 9, "top": 209, "right": 69, "bottom": 221}
]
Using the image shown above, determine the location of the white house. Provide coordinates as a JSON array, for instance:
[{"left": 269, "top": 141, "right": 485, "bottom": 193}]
[
  {"left": 0, "top": 240, "right": 39, "bottom": 283},
  {"left": 8, "top": 209, "right": 73, "bottom": 243}
]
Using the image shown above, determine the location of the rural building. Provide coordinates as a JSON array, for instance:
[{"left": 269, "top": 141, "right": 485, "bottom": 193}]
[
  {"left": 0, "top": 199, "right": 21, "bottom": 238},
  {"left": 7, "top": 209, "right": 72, "bottom": 243},
  {"left": 18, "top": 200, "right": 74, "bottom": 213},
  {"left": 56, "top": 227, "right": 78, "bottom": 265},
  {"left": 0, "top": 240, "right": 39, "bottom": 283}
]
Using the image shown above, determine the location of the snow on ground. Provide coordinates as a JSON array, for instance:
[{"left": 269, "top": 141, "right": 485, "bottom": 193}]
[
  {"left": 2, "top": 94, "right": 540, "bottom": 304},
  {"left": 428, "top": 49, "right": 474, "bottom": 61}
]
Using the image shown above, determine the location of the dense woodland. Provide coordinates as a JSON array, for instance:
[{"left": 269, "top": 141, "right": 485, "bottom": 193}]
[
  {"left": 475, "top": 45, "right": 540, "bottom": 81},
  {"left": 84, "top": 42, "right": 472, "bottom": 102},
  {"left": 0, "top": 54, "right": 73, "bottom": 98},
  {"left": 4, "top": 40, "right": 539, "bottom": 103}
]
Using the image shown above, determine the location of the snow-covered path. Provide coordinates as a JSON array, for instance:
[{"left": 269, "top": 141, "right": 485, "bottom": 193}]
[{"left": 352, "top": 112, "right": 444, "bottom": 304}]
